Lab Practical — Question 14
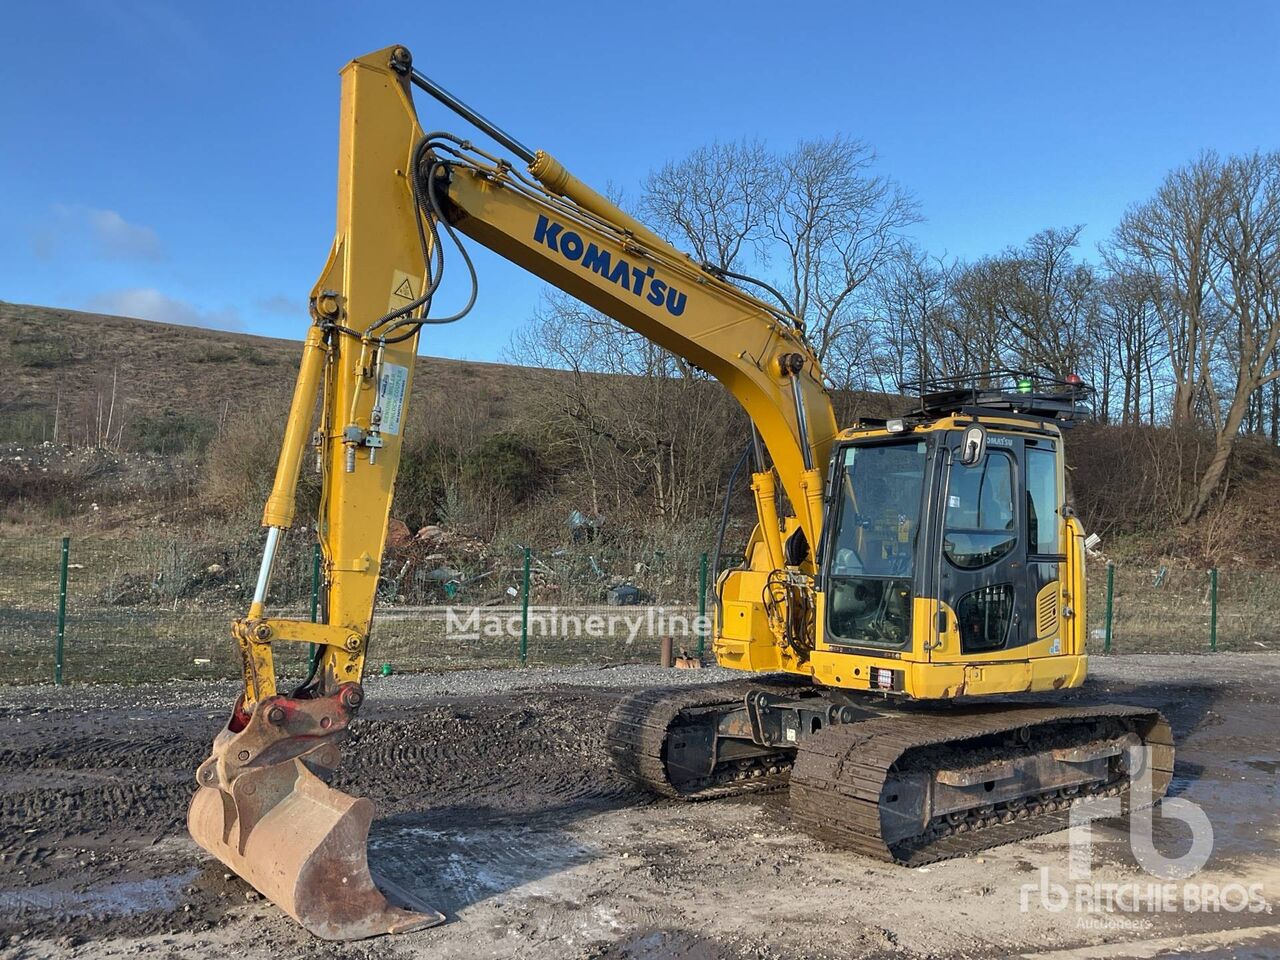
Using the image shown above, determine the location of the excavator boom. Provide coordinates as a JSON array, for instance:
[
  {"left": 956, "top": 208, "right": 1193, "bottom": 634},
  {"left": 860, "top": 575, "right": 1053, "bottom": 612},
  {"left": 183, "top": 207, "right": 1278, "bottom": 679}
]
[{"left": 188, "top": 47, "right": 445, "bottom": 939}]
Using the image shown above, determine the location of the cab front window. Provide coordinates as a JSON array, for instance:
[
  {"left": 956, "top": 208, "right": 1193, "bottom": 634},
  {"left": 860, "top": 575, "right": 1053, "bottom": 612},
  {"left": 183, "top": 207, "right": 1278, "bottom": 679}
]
[{"left": 826, "top": 441, "right": 926, "bottom": 647}]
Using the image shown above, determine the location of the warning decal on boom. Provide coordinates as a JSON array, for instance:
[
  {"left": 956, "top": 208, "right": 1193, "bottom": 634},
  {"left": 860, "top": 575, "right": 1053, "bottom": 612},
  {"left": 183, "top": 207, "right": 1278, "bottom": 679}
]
[{"left": 387, "top": 270, "right": 417, "bottom": 312}]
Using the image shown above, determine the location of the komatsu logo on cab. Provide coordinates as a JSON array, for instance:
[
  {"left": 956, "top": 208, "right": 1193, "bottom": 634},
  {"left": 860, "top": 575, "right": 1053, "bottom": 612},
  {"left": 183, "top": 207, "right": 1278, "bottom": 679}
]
[{"left": 533, "top": 214, "right": 687, "bottom": 317}]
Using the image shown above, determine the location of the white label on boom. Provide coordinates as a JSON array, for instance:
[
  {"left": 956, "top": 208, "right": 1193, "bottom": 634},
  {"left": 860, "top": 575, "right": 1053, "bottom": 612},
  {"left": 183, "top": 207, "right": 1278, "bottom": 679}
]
[{"left": 378, "top": 363, "right": 409, "bottom": 436}]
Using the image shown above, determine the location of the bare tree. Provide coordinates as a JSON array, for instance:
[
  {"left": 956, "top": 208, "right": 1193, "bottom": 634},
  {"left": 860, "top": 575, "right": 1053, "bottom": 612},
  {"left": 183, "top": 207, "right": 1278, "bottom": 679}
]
[
  {"left": 946, "top": 257, "right": 1018, "bottom": 379},
  {"left": 862, "top": 246, "right": 954, "bottom": 394},
  {"left": 507, "top": 133, "right": 920, "bottom": 524},
  {"left": 1096, "top": 267, "right": 1167, "bottom": 424},
  {"left": 1107, "top": 151, "right": 1280, "bottom": 519},
  {"left": 1185, "top": 152, "right": 1280, "bottom": 519},
  {"left": 506, "top": 291, "right": 743, "bottom": 525},
  {"left": 642, "top": 140, "right": 773, "bottom": 271},
  {"left": 767, "top": 136, "right": 920, "bottom": 362},
  {"left": 1112, "top": 153, "right": 1226, "bottom": 426},
  {"left": 1002, "top": 227, "right": 1099, "bottom": 377},
  {"left": 640, "top": 134, "right": 918, "bottom": 373}
]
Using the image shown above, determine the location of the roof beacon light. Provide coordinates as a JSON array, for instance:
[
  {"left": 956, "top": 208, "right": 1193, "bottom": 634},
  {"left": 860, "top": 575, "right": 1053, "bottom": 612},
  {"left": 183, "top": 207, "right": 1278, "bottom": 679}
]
[{"left": 1017, "top": 378, "right": 1033, "bottom": 394}]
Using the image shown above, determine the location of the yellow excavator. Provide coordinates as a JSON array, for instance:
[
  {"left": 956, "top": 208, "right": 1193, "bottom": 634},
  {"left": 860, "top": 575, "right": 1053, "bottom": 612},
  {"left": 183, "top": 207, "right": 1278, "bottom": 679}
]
[{"left": 188, "top": 44, "right": 1174, "bottom": 940}]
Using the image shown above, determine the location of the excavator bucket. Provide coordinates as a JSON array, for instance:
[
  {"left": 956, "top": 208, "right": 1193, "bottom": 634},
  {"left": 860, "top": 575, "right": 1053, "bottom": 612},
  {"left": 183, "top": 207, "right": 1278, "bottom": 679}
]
[{"left": 188, "top": 690, "right": 444, "bottom": 941}]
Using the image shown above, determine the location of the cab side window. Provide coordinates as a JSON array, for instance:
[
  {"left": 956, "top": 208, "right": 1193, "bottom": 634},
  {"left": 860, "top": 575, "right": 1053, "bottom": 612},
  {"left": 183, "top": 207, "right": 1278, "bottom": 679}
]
[
  {"left": 943, "top": 451, "right": 1016, "bottom": 570},
  {"left": 1025, "top": 446, "right": 1060, "bottom": 556}
]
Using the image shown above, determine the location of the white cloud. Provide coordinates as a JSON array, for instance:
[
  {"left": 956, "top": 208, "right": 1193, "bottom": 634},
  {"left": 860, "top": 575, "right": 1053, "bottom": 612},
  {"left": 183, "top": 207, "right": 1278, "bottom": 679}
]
[
  {"left": 34, "top": 205, "right": 162, "bottom": 261},
  {"left": 85, "top": 288, "right": 243, "bottom": 331},
  {"left": 256, "top": 293, "right": 302, "bottom": 316},
  {"left": 84, "top": 208, "right": 162, "bottom": 260}
]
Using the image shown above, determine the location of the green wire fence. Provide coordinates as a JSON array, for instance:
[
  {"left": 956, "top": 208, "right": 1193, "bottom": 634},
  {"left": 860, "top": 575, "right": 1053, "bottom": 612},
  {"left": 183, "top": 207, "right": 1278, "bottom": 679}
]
[
  {"left": 3, "top": 528, "right": 1266, "bottom": 686},
  {"left": 2, "top": 534, "right": 714, "bottom": 685}
]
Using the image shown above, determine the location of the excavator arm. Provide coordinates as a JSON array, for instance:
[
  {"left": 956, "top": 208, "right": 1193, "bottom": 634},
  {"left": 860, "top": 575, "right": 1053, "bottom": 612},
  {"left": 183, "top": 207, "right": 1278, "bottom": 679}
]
[
  {"left": 189, "top": 44, "right": 839, "bottom": 940},
  {"left": 188, "top": 47, "right": 444, "bottom": 941}
]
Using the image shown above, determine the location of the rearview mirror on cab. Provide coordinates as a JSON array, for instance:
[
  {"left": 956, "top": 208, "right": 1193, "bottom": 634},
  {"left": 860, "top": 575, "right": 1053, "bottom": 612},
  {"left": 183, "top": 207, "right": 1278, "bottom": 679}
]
[{"left": 959, "top": 423, "right": 986, "bottom": 466}]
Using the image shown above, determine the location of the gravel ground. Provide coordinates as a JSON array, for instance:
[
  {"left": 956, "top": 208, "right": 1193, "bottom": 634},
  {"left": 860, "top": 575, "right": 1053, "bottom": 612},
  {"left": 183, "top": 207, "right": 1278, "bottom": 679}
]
[
  {"left": 1, "top": 655, "right": 1278, "bottom": 959},
  {"left": 0, "top": 663, "right": 738, "bottom": 712}
]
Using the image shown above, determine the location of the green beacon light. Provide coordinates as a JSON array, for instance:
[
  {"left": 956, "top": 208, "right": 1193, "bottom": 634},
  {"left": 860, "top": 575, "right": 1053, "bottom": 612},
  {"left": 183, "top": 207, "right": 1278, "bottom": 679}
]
[{"left": 1016, "top": 377, "right": 1033, "bottom": 394}]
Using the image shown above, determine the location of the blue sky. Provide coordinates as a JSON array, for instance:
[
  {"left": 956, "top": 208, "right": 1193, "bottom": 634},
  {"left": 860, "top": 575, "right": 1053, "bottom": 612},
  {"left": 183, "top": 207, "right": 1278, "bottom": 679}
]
[{"left": 2, "top": 1, "right": 1277, "bottom": 361}]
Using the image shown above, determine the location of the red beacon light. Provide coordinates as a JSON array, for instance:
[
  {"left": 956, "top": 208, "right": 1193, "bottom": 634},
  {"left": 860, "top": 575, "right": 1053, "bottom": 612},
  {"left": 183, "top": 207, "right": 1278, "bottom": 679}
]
[{"left": 1064, "top": 373, "right": 1083, "bottom": 386}]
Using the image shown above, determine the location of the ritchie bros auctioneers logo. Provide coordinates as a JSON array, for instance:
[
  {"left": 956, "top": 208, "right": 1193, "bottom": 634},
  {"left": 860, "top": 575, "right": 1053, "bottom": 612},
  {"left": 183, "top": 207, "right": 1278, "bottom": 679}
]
[{"left": 1019, "top": 744, "right": 1271, "bottom": 927}]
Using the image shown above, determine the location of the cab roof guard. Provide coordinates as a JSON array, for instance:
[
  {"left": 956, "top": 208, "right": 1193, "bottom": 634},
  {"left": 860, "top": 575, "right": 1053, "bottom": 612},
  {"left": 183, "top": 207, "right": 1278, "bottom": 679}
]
[{"left": 899, "top": 369, "right": 1094, "bottom": 423}]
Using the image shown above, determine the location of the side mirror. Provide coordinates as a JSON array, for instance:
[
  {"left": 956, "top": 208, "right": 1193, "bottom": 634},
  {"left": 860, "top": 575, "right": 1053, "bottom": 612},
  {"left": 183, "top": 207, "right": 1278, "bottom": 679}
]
[{"left": 959, "top": 423, "right": 987, "bottom": 466}]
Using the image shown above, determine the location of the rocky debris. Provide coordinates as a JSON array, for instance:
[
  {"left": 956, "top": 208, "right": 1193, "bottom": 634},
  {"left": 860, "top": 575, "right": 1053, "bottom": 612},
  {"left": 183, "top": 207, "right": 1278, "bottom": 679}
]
[{"left": 0, "top": 441, "right": 196, "bottom": 511}]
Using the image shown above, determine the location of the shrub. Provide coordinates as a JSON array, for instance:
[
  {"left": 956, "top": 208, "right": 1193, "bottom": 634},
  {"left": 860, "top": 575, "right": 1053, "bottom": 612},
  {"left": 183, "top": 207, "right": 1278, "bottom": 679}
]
[
  {"left": 11, "top": 339, "right": 75, "bottom": 368},
  {"left": 394, "top": 436, "right": 453, "bottom": 531},
  {"left": 129, "top": 412, "right": 217, "bottom": 455},
  {"left": 201, "top": 403, "right": 319, "bottom": 524},
  {"left": 462, "top": 433, "right": 541, "bottom": 504}
]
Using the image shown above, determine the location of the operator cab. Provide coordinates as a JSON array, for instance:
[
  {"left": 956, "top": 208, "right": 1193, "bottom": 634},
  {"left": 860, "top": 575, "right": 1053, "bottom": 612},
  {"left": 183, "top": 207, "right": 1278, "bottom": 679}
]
[{"left": 820, "top": 372, "right": 1091, "bottom": 660}]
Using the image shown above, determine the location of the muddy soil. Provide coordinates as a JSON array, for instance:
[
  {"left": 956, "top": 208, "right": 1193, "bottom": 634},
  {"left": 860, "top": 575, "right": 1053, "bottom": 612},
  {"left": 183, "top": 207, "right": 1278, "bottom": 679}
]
[{"left": 0, "top": 657, "right": 1278, "bottom": 959}]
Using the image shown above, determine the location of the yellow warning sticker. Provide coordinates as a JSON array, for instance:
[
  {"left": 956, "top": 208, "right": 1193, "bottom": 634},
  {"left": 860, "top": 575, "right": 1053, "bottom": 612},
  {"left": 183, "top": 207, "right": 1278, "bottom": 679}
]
[{"left": 388, "top": 269, "right": 419, "bottom": 313}]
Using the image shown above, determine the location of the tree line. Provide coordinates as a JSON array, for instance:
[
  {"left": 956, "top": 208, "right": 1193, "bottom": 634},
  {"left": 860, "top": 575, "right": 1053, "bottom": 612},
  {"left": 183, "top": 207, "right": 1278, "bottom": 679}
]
[{"left": 508, "top": 140, "right": 1280, "bottom": 527}]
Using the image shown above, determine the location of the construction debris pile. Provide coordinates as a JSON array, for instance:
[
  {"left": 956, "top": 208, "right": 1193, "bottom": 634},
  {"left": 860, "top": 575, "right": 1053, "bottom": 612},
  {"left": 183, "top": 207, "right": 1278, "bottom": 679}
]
[{"left": 382, "top": 521, "right": 498, "bottom": 604}]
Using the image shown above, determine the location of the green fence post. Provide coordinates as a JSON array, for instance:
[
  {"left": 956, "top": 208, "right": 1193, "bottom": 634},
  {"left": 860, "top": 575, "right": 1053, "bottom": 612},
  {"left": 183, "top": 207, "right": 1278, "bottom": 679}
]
[
  {"left": 1209, "top": 567, "right": 1218, "bottom": 652},
  {"left": 308, "top": 543, "right": 322, "bottom": 671},
  {"left": 1103, "top": 561, "right": 1115, "bottom": 654},
  {"left": 697, "top": 552, "right": 708, "bottom": 657},
  {"left": 54, "top": 536, "right": 69, "bottom": 685},
  {"left": 519, "top": 547, "right": 532, "bottom": 666}
]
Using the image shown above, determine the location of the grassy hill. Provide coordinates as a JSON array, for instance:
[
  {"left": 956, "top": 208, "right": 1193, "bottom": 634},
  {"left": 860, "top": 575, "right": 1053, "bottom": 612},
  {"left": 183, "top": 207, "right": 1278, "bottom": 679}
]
[{"left": 0, "top": 301, "right": 536, "bottom": 450}]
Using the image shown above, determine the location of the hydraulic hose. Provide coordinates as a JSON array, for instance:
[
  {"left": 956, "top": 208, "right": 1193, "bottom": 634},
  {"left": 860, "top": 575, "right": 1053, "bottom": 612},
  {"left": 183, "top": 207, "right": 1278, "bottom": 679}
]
[{"left": 710, "top": 442, "right": 755, "bottom": 616}]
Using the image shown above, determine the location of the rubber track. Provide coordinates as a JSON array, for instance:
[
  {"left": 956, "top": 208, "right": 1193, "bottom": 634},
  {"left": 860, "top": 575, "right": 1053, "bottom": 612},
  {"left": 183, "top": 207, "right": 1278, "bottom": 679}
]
[
  {"left": 789, "top": 703, "right": 1174, "bottom": 866},
  {"left": 607, "top": 681, "right": 804, "bottom": 800}
]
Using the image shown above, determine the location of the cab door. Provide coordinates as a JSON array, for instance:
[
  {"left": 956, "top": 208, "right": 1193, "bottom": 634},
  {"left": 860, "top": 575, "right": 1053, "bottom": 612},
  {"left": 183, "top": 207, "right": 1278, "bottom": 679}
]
[{"left": 929, "top": 433, "right": 1039, "bottom": 658}]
